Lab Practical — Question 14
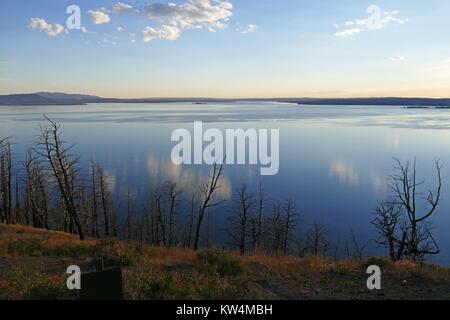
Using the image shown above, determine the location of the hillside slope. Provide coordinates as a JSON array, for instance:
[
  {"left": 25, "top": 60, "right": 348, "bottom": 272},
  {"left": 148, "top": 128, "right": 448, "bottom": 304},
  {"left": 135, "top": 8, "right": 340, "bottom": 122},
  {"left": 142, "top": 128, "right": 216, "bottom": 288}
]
[{"left": 0, "top": 224, "right": 449, "bottom": 300}]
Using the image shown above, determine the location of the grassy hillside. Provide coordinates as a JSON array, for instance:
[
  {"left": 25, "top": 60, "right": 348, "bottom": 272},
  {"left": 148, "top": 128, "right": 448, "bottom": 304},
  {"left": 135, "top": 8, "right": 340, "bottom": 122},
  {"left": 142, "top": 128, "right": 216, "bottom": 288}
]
[{"left": 0, "top": 224, "right": 449, "bottom": 300}]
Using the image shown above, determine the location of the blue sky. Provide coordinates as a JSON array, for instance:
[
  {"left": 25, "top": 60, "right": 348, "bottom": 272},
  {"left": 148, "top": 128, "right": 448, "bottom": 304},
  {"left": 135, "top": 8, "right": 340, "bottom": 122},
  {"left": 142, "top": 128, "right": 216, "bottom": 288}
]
[{"left": 1, "top": 0, "right": 450, "bottom": 98}]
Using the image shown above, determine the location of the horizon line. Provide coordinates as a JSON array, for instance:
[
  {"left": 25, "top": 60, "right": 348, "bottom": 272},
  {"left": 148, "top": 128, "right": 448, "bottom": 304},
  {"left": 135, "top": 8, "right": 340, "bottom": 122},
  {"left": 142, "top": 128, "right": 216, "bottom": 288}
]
[{"left": 2, "top": 91, "right": 450, "bottom": 101}]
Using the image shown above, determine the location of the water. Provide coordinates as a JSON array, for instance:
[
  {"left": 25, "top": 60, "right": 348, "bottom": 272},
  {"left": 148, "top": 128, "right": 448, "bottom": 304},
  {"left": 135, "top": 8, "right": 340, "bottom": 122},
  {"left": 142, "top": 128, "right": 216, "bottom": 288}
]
[{"left": 1, "top": 102, "right": 450, "bottom": 264}]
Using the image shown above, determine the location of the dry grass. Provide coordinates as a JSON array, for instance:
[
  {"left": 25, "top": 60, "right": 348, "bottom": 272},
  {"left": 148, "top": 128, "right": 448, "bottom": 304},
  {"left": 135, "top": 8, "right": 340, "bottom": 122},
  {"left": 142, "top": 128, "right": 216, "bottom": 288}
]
[{"left": 1, "top": 224, "right": 449, "bottom": 300}]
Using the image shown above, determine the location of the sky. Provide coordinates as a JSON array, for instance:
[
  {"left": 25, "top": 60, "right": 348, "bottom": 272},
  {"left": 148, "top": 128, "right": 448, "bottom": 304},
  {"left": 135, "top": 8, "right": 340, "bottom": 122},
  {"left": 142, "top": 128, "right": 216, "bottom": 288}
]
[{"left": 1, "top": 0, "right": 450, "bottom": 98}]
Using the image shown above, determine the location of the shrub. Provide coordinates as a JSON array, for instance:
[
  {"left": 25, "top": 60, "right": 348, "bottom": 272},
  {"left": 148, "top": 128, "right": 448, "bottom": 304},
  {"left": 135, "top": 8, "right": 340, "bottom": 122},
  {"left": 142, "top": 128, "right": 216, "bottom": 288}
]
[
  {"left": 0, "top": 267, "right": 76, "bottom": 300},
  {"left": 7, "top": 238, "right": 43, "bottom": 256},
  {"left": 363, "top": 257, "right": 390, "bottom": 270},
  {"left": 42, "top": 242, "right": 99, "bottom": 257},
  {"left": 25, "top": 282, "right": 76, "bottom": 300},
  {"left": 140, "top": 275, "right": 181, "bottom": 300},
  {"left": 97, "top": 242, "right": 143, "bottom": 267},
  {"left": 197, "top": 248, "right": 246, "bottom": 276}
]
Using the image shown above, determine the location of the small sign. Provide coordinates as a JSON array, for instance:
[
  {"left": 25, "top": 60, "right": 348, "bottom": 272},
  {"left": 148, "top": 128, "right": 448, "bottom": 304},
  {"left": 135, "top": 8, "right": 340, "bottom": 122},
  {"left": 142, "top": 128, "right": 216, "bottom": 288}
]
[{"left": 80, "top": 267, "right": 124, "bottom": 300}]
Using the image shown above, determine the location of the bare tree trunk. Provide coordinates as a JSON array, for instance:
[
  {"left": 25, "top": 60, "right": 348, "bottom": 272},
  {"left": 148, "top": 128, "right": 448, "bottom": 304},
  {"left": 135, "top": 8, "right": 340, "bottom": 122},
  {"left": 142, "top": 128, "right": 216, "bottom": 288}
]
[
  {"left": 0, "top": 138, "right": 13, "bottom": 224},
  {"left": 90, "top": 160, "right": 99, "bottom": 238},
  {"left": 186, "top": 193, "right": 196, "bottom": 249},
  {"left": 14, "top": 174, "right": 20, "bottom": 224},
  {"left": 374, "top": 158, "right": 443, "bottom": 261},
  {"left": 126, "top": 191, "right": 134, "bottom": 242},
  {"left": 194, "top": 164, "right": 225, "bottom": 251},
  {"left": 98, "top": 165, "right": 111, "bottom": 237},
  {"left": 165, "top": 182, "right": 181, "bottom": 247},
  {"left": 34, "top": 117, "right": 84, "bottom": 240},
  {"left": 229, "top": 184, "right": 254, "bottom": 255},
  {"left": 282, "top": 199, "right": 296, "bottom": 256},
  {"left": 153, "top": 191, "right": 166, "bottom": 246},
  {"left": 254, "top": 184, "right": 264, "bottom": 253}
]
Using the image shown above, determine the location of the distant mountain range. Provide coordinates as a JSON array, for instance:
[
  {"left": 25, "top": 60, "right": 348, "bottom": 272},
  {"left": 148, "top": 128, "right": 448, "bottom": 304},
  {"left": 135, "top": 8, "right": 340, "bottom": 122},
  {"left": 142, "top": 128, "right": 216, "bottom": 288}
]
[
  {"left": 1, "top": 92, "right": 450, "bottom": 107},
  {"left": 0, "top": 93, "right": 103, "bottom": 106},
  {"left": 0, "top": 92, "right": 234, "bottom": 106}
]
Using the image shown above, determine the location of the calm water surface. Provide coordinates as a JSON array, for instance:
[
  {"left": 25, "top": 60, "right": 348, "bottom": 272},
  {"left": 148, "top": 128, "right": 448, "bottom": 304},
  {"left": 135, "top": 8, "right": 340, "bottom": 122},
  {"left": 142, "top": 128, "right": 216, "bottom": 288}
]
[{"left": 1, "top": 102, "right": 450, "bottom": 264}]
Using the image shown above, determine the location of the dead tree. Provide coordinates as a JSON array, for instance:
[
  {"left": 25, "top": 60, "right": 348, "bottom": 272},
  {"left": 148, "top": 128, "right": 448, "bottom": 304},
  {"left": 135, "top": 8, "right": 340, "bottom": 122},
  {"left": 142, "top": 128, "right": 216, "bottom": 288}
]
[
  {"left": 185, "top": 193, "right": 197, "bottom": 249},
  {"left": 126, "top": 191, "right": 134, "bottom": 242},
  {"left": 97, "top": 163, "right": 112, "bottom": 237},
  {"left": 375, "top": 158, "right": 443, "bottom": 261},
  {"left": 165, "top": 182, "right": 182, "bottom": 247},
  {"left": 282, "top": 198, "right": 297, "bottom": 255},
  {"left": 23, "top": 149, "right": 50, "bottom": 229},
  {"left": 229, "top": 184, "right": 254, "bottom": 255},
  {"left": 14, "top": 174, "right": 20, "bottom": 224},
  {"left": 89, "top": 160, "right": 100, "bottom": 238},
  {"left": 0, "top": 138, "right": 13, "bottom": 224},
  {"left": 251, "top": 183, "right": 265, "bottom": 253},
  {"left": 371, "top": 201, "right": 406, "bottom": 261},
  {"left": 34, "top": 117, "right": 85, "bottom": 240},
  {"left": 152, "top": 188, "right": 166, "bottom": 246},
  {"left": 193, "top": 163, "right": 225, "bottom": 251},
  {"left": 304, "top": 219, "right": 330, "bottom": 257},
  {"left": 267, "top": 202, "right": 284, "bottom": 254},
  {"left": 345, "top": 230, "right": 367, "bottom": 260}
]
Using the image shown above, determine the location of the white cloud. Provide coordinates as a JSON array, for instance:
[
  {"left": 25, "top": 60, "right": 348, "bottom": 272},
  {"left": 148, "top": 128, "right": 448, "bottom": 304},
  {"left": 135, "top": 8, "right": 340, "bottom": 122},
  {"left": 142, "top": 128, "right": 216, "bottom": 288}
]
[
  {"left": 117, "top": 26, "right": 126, "bottom": 32},
  {"left": 390, "top": 56, "right": 405, "bottom": 61},
  {"left": 29, "top": 18, "right": 68, "bottom": 36},
  {"left": 112, "top": 2, "right": 133, "bottom": 13},
  {"left": 335, "top": 10, "right": 407, "bottom": 38},
  {"left": 88, "top": 10, "right": 111, "bottom": 24},
  {"left": 142, "top": 25, "right": 181, "bottom": 42},
  {"left": 379, "top": 11, "right": 408, "bottom": 28},
  {"left": 335, "top": 28, "right": 364, "bottom": 38},
  {"left": 241, "top": 24, "right": 258, "bottom": 34},
  {"left": 142, "top": 0, "right": 233, "bottom": 31}
]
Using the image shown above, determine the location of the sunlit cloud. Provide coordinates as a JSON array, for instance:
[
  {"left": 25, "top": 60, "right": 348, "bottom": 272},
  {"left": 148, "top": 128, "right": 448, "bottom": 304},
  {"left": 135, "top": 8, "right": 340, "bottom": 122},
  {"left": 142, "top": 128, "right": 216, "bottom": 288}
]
[
  {"left": 335, "top": 10, "right": 408, "bottom": 38},
  {"left": 112, "top": 2, "right": 133, "bottom": 13},
  {"left": 29, "top": 17, "right": 68, "bottom": 36},
  {"left": 142, "top": 0, "right": 233, "bottom": 31},
  {"left": 240, "top": 24, "right": 258, "bottom": 34},
  {"left": 88, "top": 9, "right": 111, "bottom": 25},
  {"left": 30, "top": 1, "right": 234, "bottom": 44},
  {"left": 335, "top": 28, "right": 363, "bottom": 38},
  {"left": 390, "top": 56, "right": 405, "bottom": 61},
  {"left": 129, "top": 32, "right": 137, "bottom": 43},
  {"left": 142, "top": 25, "right": 181, "bottom": 42}
]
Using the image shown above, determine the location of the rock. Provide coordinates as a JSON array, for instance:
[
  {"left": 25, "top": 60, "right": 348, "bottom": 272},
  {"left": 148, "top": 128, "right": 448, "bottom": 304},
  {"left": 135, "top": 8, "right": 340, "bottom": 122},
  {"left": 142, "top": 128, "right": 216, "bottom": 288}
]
[{"left": 401, "top": 280, "right": 408, "bottom": 286}]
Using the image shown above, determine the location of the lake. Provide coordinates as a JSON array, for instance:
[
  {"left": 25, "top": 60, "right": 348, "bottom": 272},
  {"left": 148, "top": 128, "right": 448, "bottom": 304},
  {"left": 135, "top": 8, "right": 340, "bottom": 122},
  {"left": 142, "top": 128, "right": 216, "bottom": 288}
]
[{"left": 1, "top": 102, "right": 450, "bottom": 264}]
